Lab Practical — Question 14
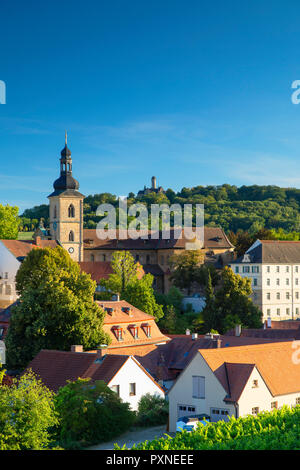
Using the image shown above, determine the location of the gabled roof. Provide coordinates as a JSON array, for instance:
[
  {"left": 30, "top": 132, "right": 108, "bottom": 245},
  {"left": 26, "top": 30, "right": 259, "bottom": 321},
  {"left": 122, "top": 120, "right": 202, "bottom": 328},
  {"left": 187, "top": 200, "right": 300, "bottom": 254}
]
[
  {"left": 83, "top": 227, "right": 233, "bottom": 251},
  {"left": 78, "top": 261, "right": 114, "bottom": 281},
  {"left": 232, "top": 239, "right": 300, "bottom": 264},
  {"left": 26, "top": 349, "right": 164, "bottom": 393},
  {"left": 0, "top": 239, "right": 59, "bottom": 259},
  {"left": 199, "top": 342, "right": 300, "bottom": 398}
]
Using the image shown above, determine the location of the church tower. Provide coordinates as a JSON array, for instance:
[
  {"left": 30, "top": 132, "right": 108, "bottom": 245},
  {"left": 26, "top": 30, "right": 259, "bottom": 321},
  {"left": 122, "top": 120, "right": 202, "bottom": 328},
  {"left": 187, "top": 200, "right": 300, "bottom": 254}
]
[{"left": 48, "top": 133, "right": 85, "bottom": 262}]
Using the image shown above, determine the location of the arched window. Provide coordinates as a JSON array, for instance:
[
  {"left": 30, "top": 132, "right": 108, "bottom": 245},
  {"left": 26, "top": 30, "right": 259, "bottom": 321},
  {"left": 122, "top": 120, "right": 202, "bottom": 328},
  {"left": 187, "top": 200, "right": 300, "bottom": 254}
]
[
  {"left": 69, "top": 231, "right": 74, "bottom": 242},
  {"left": 54, "top": 206, "right": 57, "bottom": 218},
  {"left": 68, "top": 204, "right": 75, "bottom": 218}
]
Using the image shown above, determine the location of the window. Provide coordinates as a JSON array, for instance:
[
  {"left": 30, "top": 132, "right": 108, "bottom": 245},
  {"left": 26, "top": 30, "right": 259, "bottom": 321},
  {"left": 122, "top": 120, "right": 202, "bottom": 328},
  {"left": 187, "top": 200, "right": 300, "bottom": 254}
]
[
  {"left": 296, "top": 308, "right": 299, "bottom": 316},
  {"left": 296, "top": 292, "right": 299, "bottom": 300},
  {"left": 276, "top": 293, "right": 280, "bottom": 300},
  {"left": 90, "top": 254, "right": 94, "bottom": 262},
  {"left": 296, "top": 266, "right": 299, "bottom": 273},
  {"left": 69, "top": 231, "right": 74, "bottom": 242},
  {"left": 296, "top": 397, "right": 300, "bottom": 405},
  {"left": 243, "top": 266, "right": 250, "bottom": 273},
  {"left": 252, "top": 266, "right": 259, "bottom": 273},
  {"left": 4, "top": 272, "right": 8, "bottom": 279},
  {"left": 129, "top": 326, "right": 139, "bottom": 339},
  {"left": 111, "top": 385, "right": 120, "bottom": 396},
  {"left": 267, "top": 309, "right": 271, "bottom": 316},
  {"left": 129, "top": 383, "right": 136, "bottom": 396},
  {"left": 192, "top": 376, "right": 205, "bottom": 399},
  {"left": 68, "top": 204, "right": 75, "bottom": 218},
  {"left": 146, "top": 254, "right": 150, "bottom": 263},
  {"left": 267, "top": 278, "right": 270, "bottom": 286},
  {"left": 266, "top": 266, "right": 270, "bottom": 273},
  {"left": 142, "top": 324, "right": 151, "bottom": 338},
  {"left": 135, "top": 254, "right": 139, "bottom": 261},
  {"left": 276, "top": 266, "right": 280, "bottom": 273},
  {"left": 271, "top": 402, "right": 278, "bottom": 409},
  {"left": 252, "top": 380, "right": 258, "bottom": 388},
  {"left": 267, "top": 293, "right": 270, "bottom": 300},
  {"left": 113, "top": 327, "right": 123, "bottom": 341},
  {"left": 286, "top": 308, "right": 290, "bottom": 315},
  {"left": 54, "top": 206, "right": 57, "bottom": 218},
  {"left": 253, "top": 278, "right": 257, "bottom": 287},
  {"left": 286, "top": 292, "right": 290, "bottom": 300},
  {"left": 277, "top": 308, "right": 280, "bottom": 316},
  {"left": 296, "top": 279, "right": 299, "bottom": 286},
  {"left": 286, "top": 266, "right": 289, "bottom": 273},
  {"left": 235, "top": 266, "right": 239, "bottom": 273},
  {"left": 252, "top": 407, "right": 259, "bottom": 415},
  {"left": 102, "top": 254, "right": 106, "bottom": 261},
  {"left": 286, "top": 279, "right": 290, "bottom": 286},
  {"left": 276, "top": 279, "right": 280, "bottom": 286}
]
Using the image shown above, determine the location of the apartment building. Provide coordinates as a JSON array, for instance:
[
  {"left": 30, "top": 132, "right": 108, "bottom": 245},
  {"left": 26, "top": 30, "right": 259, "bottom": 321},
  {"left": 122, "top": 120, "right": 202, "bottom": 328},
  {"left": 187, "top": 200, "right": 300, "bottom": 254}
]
[{"left": 230, "top": 239, "right": 300, "bottom": 321}]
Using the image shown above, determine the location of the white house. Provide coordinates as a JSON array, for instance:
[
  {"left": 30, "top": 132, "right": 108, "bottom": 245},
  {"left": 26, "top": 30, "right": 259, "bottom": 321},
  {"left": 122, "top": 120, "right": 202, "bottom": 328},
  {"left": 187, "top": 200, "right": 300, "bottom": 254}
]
[
  {"left": 168, "top": 341, "right": 300, "bottom": 432},
  {"left": 230, "top": 239, "right": 300, "bottom": 321},
  {"left": 27, "top": 348, "right": 165, "bottom": 411}
]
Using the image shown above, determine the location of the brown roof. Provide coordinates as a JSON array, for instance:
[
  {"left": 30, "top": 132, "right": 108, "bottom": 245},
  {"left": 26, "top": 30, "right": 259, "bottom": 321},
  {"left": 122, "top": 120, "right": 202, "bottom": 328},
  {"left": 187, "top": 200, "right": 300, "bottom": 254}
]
[
  {"left": 0, "top": 239, "right": 59, "bottom": 259},
  {"left": 96, "top": 300, "right": 170, "bottom": 348},
  {"left": 78, "top": 261, "right": 114, "bottom": 281},
  {"left": 135, "top": 334, "right": 287, "bottom": 382},
  {"left": 233, "top": 239, "right": 300, "bottom": 264},
  {"left": 83, "top": 227, "right": 233, "bottom": 251},
  {"left": 226, "top": 326, "right": 300, "bottom": 340},
  {"left": 199, "top": 342, "right": 300, "bottom": 397},
  {"left": 26, "top": 349, "right": 164, "bottom": 393}
]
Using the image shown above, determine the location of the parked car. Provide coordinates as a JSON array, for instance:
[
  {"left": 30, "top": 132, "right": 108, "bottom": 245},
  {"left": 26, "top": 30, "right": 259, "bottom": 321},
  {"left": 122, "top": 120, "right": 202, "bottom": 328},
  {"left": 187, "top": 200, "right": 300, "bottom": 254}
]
[{"left": 176, "top": 414, "right": 210, "bottom": 432}]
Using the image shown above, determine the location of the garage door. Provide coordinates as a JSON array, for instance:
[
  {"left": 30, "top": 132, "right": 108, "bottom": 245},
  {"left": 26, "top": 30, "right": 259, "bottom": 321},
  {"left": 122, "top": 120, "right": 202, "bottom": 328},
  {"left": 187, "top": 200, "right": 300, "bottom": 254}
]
[
  {"left": 177, "top": 404, "right": 196, "bottom": 419},
  {"left": 210, "top": 407, "right": 230, "bottom": 422}
]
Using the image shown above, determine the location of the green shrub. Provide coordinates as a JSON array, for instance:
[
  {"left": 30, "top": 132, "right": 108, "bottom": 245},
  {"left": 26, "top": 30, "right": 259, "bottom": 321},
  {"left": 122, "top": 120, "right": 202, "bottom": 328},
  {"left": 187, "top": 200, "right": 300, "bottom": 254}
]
[
  {"left": 55, "top": 378, "right": 135, "bottom": 448},
  {"left": 116, "top": 405, "right": 300, "bottom": 450},
  {"left": 135, "top": 393, "right": 169, "bottom": 427}
]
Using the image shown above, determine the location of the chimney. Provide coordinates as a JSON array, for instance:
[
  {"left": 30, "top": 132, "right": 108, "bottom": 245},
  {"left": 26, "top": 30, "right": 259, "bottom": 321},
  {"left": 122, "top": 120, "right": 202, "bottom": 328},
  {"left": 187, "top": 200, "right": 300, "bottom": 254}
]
[
  {"left": 213, "top": 338, "right": 222, "bottom": 348},
  {"left": 186, "top": 329, "right": 191, "bottom": 336},
  {"left": 96, "top": 344, "right": 108, "bottom": 361},
  {"left": 192, "top": 333, "right": 198, "bottom": 340},
  {"left": 35, "top": 236, "right": 41, "bottom": 246},
  {"left": 235, "top": 324, "right": 242, "bottom": 337},
  {"left": 71, "top": 345, "right": 83, "bottom": 353},
  {"left": 112, "top": 293, "right": 120, "bottom": 301}
]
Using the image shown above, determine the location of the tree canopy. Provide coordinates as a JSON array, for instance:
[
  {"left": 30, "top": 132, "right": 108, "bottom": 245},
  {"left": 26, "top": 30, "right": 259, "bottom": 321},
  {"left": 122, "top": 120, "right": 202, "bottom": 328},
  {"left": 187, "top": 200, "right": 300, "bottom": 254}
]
[
  {"left": 0, "top": 204, "right": 19, "bottom": 239},
  {"left": 6, "top": 246, "right": 110, "bottom": 370}
]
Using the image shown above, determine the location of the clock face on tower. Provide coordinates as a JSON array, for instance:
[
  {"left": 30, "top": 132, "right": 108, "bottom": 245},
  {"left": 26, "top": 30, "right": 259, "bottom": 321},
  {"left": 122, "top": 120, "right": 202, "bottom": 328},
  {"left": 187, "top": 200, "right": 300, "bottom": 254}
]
[{"left": 68, "top": 247, "right": 74, "bottom": 254}]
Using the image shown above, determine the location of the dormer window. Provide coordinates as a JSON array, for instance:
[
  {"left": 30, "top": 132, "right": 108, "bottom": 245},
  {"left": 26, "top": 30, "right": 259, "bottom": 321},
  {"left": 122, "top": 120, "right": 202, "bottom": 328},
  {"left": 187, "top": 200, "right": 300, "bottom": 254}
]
[
  {"left": 112, "top": 326, "right": 123, "bottom": 341},
  {"left": 242, "top": 254, "right": 251, "bottom": 263},
  {"left": 105, "top": 307, "right": 114, "bottom": 316},
  {"left": 129, "top": 325, "right": 139, "bottom": 339},
  {"left": 142, "top": 323, "right": 151, "bottom": 338}
]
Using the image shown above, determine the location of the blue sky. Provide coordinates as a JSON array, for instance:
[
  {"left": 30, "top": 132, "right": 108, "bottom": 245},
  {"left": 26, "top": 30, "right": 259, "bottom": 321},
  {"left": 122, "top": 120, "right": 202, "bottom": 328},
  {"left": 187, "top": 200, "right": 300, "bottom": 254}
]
[{"left": 1, "top": 0, "right": 300, "bottom": 212}]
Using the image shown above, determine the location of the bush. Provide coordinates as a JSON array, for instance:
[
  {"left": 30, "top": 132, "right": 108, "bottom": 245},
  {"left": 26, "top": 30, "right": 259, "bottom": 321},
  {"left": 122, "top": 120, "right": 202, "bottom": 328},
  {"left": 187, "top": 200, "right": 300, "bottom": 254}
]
[
  {"left": 117, "top": 405, "right": 300, "bottom": 450},
  {"left": 54, "top": 378, "right": 135, "bottom": 448},
  {"left": 135, "top": 393, "right": 169, "bottom": 427}
]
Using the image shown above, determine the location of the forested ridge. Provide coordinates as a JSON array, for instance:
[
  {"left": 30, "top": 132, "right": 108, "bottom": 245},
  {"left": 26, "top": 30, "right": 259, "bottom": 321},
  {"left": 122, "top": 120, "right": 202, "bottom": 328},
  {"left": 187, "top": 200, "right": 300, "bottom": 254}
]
[{"left": 20, "top": 184, "right": 300, "bottom": 234}]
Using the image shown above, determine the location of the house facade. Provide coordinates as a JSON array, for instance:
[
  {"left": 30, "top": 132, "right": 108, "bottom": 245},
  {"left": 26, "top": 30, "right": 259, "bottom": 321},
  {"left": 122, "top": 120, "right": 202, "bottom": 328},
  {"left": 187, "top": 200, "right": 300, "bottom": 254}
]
[
  {"left": 168, "top": 341, "right": 300, "bottom": 432},
  {"left": 230, "top": 239, "right": 300, "bottom": 321},
  {"left": 27, "top": 348, "right": 165, "bottom": 411}
]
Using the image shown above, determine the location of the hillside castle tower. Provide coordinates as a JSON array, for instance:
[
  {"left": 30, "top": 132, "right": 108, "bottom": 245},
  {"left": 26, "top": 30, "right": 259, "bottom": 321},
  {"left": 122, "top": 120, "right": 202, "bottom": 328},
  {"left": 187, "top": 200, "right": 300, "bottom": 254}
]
[{"left": 48, "top": 133, "right": 85, "bottom": 261}]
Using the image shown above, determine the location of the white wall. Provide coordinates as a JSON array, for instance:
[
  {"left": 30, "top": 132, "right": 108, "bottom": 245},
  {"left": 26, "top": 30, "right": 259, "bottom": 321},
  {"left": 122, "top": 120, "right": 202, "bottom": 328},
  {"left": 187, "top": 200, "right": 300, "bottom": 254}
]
[
  {"left": 108, "top": 356, "right": 165, "bottom": 411},
  {"left": 168, "top": 352, "right": 235, "bottom": 432},
  {"left": 0, "top": 242, "right": 20, "bottom": 304}
]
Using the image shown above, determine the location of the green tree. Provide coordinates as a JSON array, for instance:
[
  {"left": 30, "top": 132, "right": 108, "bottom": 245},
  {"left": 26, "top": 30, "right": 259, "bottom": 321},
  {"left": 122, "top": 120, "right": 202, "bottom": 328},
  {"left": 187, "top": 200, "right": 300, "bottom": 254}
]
[
  {"left": 55, "top": 378, "right": 135, "bottom": 448},
  {"left": 6, "top": 246, "right": 110, "bottom": 370},
  {"left": 100, "top": 251, "right": 164, "bottom": 321},
  {"left": 214, "top": 267, "right": 262, "bottom": 333},
  {"left": 0, "top": 204, "right": 19, "bottom": 239},
  {"left": 0, "top": 370, "right": 58, "bottom": 450},
  {"left": 169, "top": 250, "right": 204, "bottom": 294},
  {"left": 196, "top": 271, "right": 217, "bottom": 333}
]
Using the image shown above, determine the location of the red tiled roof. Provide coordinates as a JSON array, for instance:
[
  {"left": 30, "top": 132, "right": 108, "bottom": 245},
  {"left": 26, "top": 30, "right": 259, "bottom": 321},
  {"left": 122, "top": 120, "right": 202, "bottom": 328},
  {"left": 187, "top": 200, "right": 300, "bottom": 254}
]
[
  {"left": 0, "top": 239, "right": 59, "bottom": 259},
  {"left": 78, "top": 261, "right": 113, "bottom": 281},
  {"left": 200, "top": 342, "right": 300, "bottom": 397},
  {"left": 26, "top": 349, "right": 164, "bottom": 393}
]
